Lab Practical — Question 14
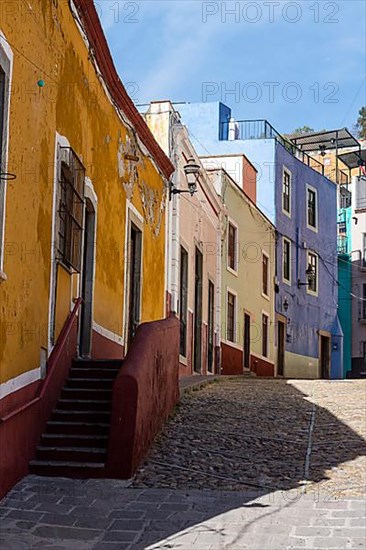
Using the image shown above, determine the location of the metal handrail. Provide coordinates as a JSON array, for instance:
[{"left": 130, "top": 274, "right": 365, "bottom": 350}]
[
  {"left": 221, "top": 119, "right": 325, "bottom": 175},
  {"left": 0, "top": 298, "right": 82, "bottom": 422}
]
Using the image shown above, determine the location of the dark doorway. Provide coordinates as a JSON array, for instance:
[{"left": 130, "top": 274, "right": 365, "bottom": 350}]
[
  {"left": 320, "top": 335, "right": 330, "bottom": 379},
  {"left": 277, "top": 320, "right": 285, "bottom": 376},
  {"left": 243, "top": 313, "right": 251, "bottom": 370},
  {"left": 127, "top": 223, "right": 142, "bottom": 348},
  {"left": 207, "top": 280, "right": 214, "bottom": 373},
  {"left": 179, "top": 246, "right": 188, "bottom": 357},
  {"left": 194, "top": 248, "right": 203, "bottom": 373},
  {"left": 79, "top": 200, "right": 96, "bottom": 357}
]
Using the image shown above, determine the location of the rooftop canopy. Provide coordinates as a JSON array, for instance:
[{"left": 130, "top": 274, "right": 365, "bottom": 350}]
[
  {"left": 338, "top": 148, "right": 366, "bottom": 169},
  {"left": 289, "top": 128, "right": 360, "bottom": 152}
]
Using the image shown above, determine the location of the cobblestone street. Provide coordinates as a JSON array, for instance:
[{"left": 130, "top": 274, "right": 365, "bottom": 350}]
[
  {"left": 1, "top": 378, "right": 365, "bottom": 549},
  {"left": 134, "top": 378, "right": 366, "bottom": 498}
]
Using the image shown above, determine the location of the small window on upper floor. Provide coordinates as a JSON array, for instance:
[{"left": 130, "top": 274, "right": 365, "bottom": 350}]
[
  {"left": 262, "top": 252, "right": 269, "bottom": 297},
  {"left": 307, "top": 185, "right": 318, "bottom": 230},
  {"left": 282, "top": 168, "right": 291, "bottom": 216},
  {"left": 283, "top": 238, "right": 291, "bottom": 284},
  {"left": 227, "top": 221, "right": 237, "bottom": 272},
  {"left": 307, "top": 251, "right": 318, "bottom": 295}
]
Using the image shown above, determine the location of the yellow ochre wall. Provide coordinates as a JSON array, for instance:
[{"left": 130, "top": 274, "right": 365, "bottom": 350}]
[{"left": 0, "top": 0, "right": 166, "bottom": 386}]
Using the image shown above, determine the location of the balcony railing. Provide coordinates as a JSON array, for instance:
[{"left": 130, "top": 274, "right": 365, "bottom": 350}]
[
  {"left": 221, "top": 119, "right": 325, "bottom": 175},
  {"left": 337, "top": 235, "right": 349, "bottom": 255},
  {"left": 355, "top": 176, "right": 366, "bottom": 212}
]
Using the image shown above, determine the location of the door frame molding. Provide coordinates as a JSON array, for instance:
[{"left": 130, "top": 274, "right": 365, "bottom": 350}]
[
  {"left": 122, "top": 201, "right": 144, "bottom": 350},
  {"left": 78, "top": 178, "right": 97, "bottom": 357},
  {"left": 48, "top": 133, "right": 71, "bottom": 354},
  {"left": 276, "top": 316, "right": 286, "bottom": 377},
  {"left": 318, "top": 329, "right": 331, "bottom": 379}
]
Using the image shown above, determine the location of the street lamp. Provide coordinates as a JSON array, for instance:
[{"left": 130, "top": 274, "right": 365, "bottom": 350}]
[
  {"left": 169, "top": 157, "right": 200, "bottom": 200},
  {"left": 283, "top": 297, "right": 289, "bottom": 312},
  {"left": 297, "top": 264, "right": 315, "bottom": 288}
]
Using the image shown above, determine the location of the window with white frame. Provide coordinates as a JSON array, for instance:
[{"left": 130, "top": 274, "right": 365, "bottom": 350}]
[
  {"left": 56, "top": 147, "right": 85, "bottom": 272},
  {"left": 262, "top": 252, "right": 269, "bottom": 296},
  {"left": 283, "top": 238, "right": 291, "bottom": 283},
  {"left": 0, "top": 36, "right": 12, "bottom": 273},
  {"left": 307, "top": 185, "right": 318, "bottom": 230},
  {"left": 227, "top": 221, "right": 237, "bottom": 271},
  {"left": 227, "top": 291, "right": 236, "bottom": 342},
  {"left": 307, "top": 251, "right": 318, "bottom": 294},
  {"left": 282, "top": 168, "right": 291, "bottom": 215}
]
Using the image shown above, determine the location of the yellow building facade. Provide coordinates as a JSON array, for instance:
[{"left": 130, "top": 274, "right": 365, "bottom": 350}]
[
  {"left": 0, "top": 1, "right": 172, "bottom": 411},
  {"left": 204, "top": 165, "right": 276, "bottom": 376}
]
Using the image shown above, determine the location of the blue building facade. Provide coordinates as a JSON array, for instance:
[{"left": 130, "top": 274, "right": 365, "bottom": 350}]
[{"left": 176, "top": 101, "right": 342, "bottom": 378}]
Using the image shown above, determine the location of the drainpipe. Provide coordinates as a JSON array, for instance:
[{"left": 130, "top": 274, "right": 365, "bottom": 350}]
[
  {"left": 296, "top": 227, "right": 300, "bottom": 286},
  {"left": 215, "top": 172, "right": 228, "bottom": 374},
  {"left": 169, "top": 120, "right": 181, "bottom": 314}
]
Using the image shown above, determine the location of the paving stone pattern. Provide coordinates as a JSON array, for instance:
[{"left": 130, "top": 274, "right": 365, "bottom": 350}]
[
  {"left": 1, "top": 378, "right": 365, "bottom": 549},
  {"left": 134, "top": 378, "right": 366, "bottom": 498}
]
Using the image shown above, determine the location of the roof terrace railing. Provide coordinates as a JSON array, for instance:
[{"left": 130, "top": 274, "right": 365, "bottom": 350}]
[{"left": 221, "top": 119, "right": 325, "bottom": 176}]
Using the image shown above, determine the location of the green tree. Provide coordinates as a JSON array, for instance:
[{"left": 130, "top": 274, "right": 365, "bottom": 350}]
[
  {"left": 293, "top": 126, "right": 315, "bottom": 134},
  {"left": 356, "top": 107, "right": 366, "bottom": 139}
]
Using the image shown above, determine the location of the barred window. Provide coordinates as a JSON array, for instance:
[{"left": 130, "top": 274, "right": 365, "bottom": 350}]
[
  {"left": 57, "top": 148, "right": 85, "bottom": 272},
  {"left": 0, "top": 41, "right": 12, "bottom": 271}
]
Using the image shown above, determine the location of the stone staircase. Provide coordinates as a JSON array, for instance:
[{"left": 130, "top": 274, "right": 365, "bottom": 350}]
[{"left": 29, "top": 359, "right": 123, "bottom": 478}]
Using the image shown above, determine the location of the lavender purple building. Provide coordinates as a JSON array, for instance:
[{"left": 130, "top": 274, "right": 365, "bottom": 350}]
[{"left": 176, "top": 101, "right": 342, "bottom": 378}]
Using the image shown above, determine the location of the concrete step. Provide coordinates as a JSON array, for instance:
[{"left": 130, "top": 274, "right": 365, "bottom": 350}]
[
  {"left": 73, "top": 359, "right": 123, "bottom": 369},
  {"left": 52, "top": 409, "right": 110, "bottom": 423},
  {"left": 29, "top": 460, "right": 105, "bottom": 478},
  {"left": 57, "top": 399, "right": 111, "bottom": 411},
  {"left": 69, "top": 368, "right": 119, "bottom": 379},
  {"left": 41, "top": 433, "right": 109, "bottom": 448},
  {"left": 35, "top": 446, "right": 107, "bottom": 463},
  {"left": 64, "top": 378, "right": 115, "bottom": 390},
  {"left": 45, "top": 421, "right": 110, "bottom": 436},
  {"left": 60, "top": 387, "right": 113, "bottom": 400}
]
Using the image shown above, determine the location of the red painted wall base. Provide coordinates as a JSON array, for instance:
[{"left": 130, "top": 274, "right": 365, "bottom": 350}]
[
  {"left": 221, "top": 342, "right": 243, "bottom": 375},
  {"left": 107, "top": 316, "right": 180, "bottom": 479},
  {"left": 251, "top": 355, "right": 275, "bottom": 377}
]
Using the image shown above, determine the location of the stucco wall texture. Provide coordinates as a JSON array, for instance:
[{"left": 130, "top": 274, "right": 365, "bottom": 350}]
[{"left": 0, "top": 0, "right": 169, "bottom": 388}]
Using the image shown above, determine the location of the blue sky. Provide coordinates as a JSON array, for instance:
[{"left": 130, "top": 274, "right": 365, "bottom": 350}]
[{"left": 95, "top": 1, "right": 366, "bottom": 134}]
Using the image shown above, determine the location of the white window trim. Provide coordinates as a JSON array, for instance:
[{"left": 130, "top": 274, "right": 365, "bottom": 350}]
[
  {"left": 226, "top": 286, "right": 238, "bottom": 344},
  {"left": 122, "top": 201, "right": 144, "bottom": 349},
  {"left": 306, "top": 183, "right": 318, "bottom": 233},
  {"left": 282, "top": 166, "right": 292, "bottom": 218},
  {"left": 262, "top": 250, "right": 270, "bottom": 300},
  {"left": 282, "top": 237, "right": 292, "bottom": 286},
  {"left": 227, "top": 218, "right": 239, "bottom": 275},
  {"left": 0, "top": 31, "right": 13, "bottom": 280},
  {"left": 306, "top": 250, "right": 319, "bottom": 297}
]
